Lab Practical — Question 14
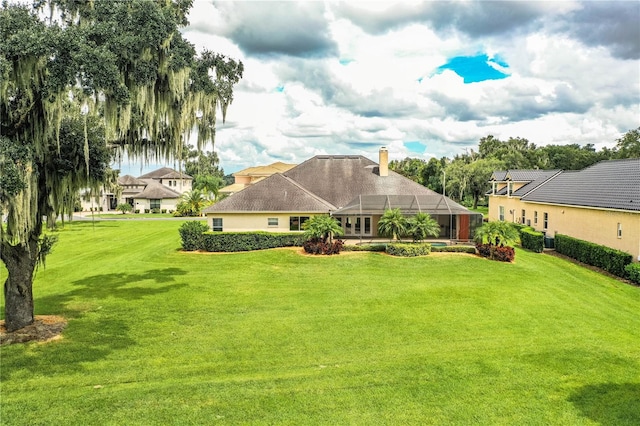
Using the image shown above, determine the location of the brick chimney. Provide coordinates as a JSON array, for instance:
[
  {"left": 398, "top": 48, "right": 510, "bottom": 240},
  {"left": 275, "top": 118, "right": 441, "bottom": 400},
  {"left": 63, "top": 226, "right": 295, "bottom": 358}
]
[{"left": 379, "top": 147, "right": 388, "bottom": 177}]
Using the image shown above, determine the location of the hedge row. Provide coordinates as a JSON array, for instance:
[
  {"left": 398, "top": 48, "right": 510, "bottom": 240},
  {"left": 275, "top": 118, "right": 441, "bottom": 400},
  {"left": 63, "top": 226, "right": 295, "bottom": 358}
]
[
  {"left": 625, "top": 263, "right": 640, "bottom": 285},
  {"left": 386, "top": 243, "right": 431, "bottom": 257},
  {"left": 179, "top": 222, "right": 209, "bottom": 251},
  {"left": 179, "top": 222, "right": 305, "bottom": 252},
  {"left": 200, "top": 232, "right": 305, "bottom": 252},
  {"left": 432, "top": 245, "right": 477, "bottom": 254},
  {"left": 519, "top": 226, "right": 544, "bottom": 253},
  {"left": 555, "top": 234, "right": 632, "bottom": 278},
  {"left": 342, "top": 244, "right": 387, "bottom": 252}
]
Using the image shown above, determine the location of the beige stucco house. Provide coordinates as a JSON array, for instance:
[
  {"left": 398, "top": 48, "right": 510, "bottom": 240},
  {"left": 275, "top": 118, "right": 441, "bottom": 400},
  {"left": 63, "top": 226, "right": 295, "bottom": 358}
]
[
  {"left": 487, "top": 158, "right": 640, "bottom": 261},
  {"left": 204, "top": 148, "right": 482, "bottom": 240},
  {"left": 219, "top": 162, "right": 297, "bottom": 196}
]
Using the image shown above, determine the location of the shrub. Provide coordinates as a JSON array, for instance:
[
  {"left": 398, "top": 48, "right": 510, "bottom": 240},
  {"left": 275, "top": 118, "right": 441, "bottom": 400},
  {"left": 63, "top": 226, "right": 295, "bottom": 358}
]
[
  {"left": 342, "top": 244, "right": 387, "bottom": 252},
  {"left": 625, "top": 263, "right": 640, "bottom": 285},
  {"left": 161, "top": 209, "right": 167, "bottom": 214},
  {"left": 476, "top": 243, "right": 514, "bottom": 262},
  {"left": 555, "top": 234, "right": 632, "bottom": 278},
  {"left": 144, "top": 209, "right": 150, "bottom": 213},
  {"left": 519, "top": 227, "right": 544, "bottom": 253},
  {"left": 303, "top": 238, "right": 344, "bottom": 255},
  {"left": 134, "top": 209, "right": 140, "bottom": 214},
  {"left": 151, "top": 208, "right": 161, "bottom": 214},
  {"left": 199, "top": 232, "right": 305, "bottom": 252},
  {"left": 179, "top": 221, "right": 209, "bottom": 251},
  {"left": 432, "top": 245, "right": 476, "bottom": 254},
  {"left": 116, "top": 203, "right": 132, "bottom": 214},
  {"left": 386, "top": 243, "right": 431, "bottom": 257}
]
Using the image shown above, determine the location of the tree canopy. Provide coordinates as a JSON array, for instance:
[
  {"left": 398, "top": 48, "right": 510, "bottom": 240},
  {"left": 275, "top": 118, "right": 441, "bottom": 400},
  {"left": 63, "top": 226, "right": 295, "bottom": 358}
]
[
  {"left": 0, "top": 0, "right": 243, "bottom": 331},
  {"left": 390, "top": 128, "right": 638, "bottom": 208}
]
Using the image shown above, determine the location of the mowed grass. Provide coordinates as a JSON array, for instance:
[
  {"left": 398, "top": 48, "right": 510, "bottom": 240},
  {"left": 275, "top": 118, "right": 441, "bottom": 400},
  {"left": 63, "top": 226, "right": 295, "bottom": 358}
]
[{"left": 1, "top": 220, "right": 639, "bottom": 425}]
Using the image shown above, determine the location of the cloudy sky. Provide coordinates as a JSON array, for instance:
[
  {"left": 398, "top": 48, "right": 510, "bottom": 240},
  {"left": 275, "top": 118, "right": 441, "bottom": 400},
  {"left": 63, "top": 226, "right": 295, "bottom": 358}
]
[{"left": 157, "top": 1, "right": 639, "bottom": 173}]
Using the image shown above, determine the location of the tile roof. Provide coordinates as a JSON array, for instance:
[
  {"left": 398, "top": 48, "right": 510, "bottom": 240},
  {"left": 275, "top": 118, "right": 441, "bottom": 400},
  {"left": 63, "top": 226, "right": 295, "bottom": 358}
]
[
  {"left": 204, "top": 174, "right": 336, "bottom": 213},
  {"left": 522, "top": 158, "right": 640, "bottom": 211},
  {"left": 283, "top": 155, "right": 437, "bottom": 209},
  {"left": 232, "top": 162, "right": 296, "bottom": 177},
  {"left": 138, "top": 167, "right": 192, "bottom": 180},
  {"left": 505, "top": 170, "right": 557, "bottom": 182},
  {"left": 132, "top": 181, "right": 182, "bottom": 199},
  {"left": 511, "top": 170, "right": 562, "bottom": 196},
  {"left": 490, "top": 171, "right": 507, "bottom": 181},
  {"left": 118, "top": 174, "right": 147, "bottom": 186}
]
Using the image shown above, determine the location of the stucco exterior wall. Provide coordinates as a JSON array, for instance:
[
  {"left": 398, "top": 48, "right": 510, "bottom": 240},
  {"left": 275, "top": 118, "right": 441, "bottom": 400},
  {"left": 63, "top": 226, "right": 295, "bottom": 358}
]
[
  {"left": 206, "top": 212, "right": 321, "bottom": 233},
  {"left": 134, "top": 198, "right": 179, "bottom": 212},
  {"left": 489, "top": 195, "right": 640, "bottom": 261}
]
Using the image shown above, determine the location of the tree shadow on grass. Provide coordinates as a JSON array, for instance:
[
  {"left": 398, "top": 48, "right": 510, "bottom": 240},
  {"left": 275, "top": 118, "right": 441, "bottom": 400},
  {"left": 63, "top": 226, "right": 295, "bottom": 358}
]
[
  {"left": 1, "top": 268, "right": 188, "bottom": 382},
  {"left": 568, "top": 383, "right": 640, "bottom": 425}
]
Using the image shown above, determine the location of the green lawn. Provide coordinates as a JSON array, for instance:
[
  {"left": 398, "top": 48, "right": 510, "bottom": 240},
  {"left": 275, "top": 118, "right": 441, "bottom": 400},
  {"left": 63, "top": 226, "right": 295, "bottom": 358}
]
[{"left": 1, "top": 220, "right": 639, "bottom": 425}]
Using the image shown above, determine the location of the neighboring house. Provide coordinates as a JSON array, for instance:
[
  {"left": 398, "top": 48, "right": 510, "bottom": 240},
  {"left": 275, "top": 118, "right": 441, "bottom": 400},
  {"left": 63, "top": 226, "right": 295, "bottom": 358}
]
[
  {"left": 80, "top": 167, "right": 192, "bottom": 212},
  {"left": 204, "top": 148, "right": 482, "bottom": 240},
  {"left": 219, "top": 161, "right": 297, "bottom": 195},
  {"left": 488, "top": 158, "right": 640, "bottom": 261}
]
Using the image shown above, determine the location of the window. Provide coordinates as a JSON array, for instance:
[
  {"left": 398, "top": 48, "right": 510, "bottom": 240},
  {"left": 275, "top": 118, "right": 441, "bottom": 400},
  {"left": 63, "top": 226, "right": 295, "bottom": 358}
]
[
  {"left": 617, "top": 223, "right": 622, "bottom": 238},
  {"left": 268, "top": 218, "right": 278, "bottom": 227},
  {"left": 534, "top": 211, "right": 538, "bottom": 225},
  {"left": 543, "top": 212, "right": 548, "bottom": 230},
  {"left": 521, "top": 209, "right": 526, "bottom": 224},
  {"left": 168, "top": 180, "right": 172, "bottom": 187},
  {"left": 150, "top": 199, "right": 161, "bottom": 210},
  {"left": 499, "top": 206, "right": 505, "bottom": 221},
  {"left": 212, "top": 218, "right": 223, "bottom": 232},
  {"left": 289, "top": 216, "right": 309, "bottom": 231}
]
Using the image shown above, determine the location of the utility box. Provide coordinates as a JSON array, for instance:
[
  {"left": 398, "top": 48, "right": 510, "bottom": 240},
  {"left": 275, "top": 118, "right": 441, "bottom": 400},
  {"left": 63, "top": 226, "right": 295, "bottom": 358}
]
[{"left": 544, "top": 236, "right": 555, "bottom": 249}]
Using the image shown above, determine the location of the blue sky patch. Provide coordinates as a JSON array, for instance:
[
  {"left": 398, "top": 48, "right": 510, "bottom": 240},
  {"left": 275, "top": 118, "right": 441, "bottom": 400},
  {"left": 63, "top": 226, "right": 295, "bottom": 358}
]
[
  {"left": 433, "top": 54, "right": 510, "bottom": 83},
  {"left": 404, "top": 141, "right": 425, "bottom": 153},
  {"left": 275, "top": 85, "right": 285, "bottom": 93}
]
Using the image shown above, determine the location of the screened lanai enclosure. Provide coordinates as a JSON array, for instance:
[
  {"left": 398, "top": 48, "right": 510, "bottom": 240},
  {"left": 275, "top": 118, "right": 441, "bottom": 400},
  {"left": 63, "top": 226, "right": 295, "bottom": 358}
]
[{"left": 331, "top": 194, "right": 483, "bottom": 241}]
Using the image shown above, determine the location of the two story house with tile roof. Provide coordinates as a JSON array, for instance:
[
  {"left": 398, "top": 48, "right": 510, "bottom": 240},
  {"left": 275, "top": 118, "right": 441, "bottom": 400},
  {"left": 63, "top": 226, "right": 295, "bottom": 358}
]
[
  {"left": 81, "top": 167, "right": 192, "bottom": 212},
  {"left": 488, "top": 158, "right": 640, "bottom": 261},
  {"left": 219, "top": 162, "right": 297, "bottom": 196},
  {"left": 204, "top": 148, "right": 482, "bottom": 240}
]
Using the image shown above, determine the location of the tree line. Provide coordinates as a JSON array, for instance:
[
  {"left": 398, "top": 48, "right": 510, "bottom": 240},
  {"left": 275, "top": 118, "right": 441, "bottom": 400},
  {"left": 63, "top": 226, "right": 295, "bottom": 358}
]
[{"left": 389, "top": 128, "right": 640, "bottom": 209}]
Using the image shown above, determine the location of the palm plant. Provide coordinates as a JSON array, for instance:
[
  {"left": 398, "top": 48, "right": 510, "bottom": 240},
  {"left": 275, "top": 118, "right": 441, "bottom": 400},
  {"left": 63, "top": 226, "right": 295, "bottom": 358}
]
[
  {"left": 302, "top": 215, "right": 344, "bottom": 243},
  {"left": 474, "top": 221, "right": 519, "bottom": 259},
  {"left": 177, "top": 189, "right": 207, "bottom": 217},
  {"left": 408, "top": 212, "right": 440, "bottom": 242},
  {"left": 377, "top": 208, "right": 408, "bottom": 241}
]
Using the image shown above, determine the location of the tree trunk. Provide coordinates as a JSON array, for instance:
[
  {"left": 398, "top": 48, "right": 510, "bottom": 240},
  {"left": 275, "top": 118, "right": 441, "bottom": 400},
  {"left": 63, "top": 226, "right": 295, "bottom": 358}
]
[{"left": 2, "top": 240, "right": 38, "bottom": 332}]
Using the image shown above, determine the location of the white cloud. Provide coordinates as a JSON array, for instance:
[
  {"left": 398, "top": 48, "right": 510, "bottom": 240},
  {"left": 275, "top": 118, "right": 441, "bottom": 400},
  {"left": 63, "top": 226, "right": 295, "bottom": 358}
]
[{"left": 177, "top": 0, "right": 639, "bottom": 173}]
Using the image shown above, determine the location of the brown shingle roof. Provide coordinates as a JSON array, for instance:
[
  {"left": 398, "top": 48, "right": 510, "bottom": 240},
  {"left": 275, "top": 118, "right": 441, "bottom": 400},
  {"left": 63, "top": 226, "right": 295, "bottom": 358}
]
[
  {"left": 283, "top": 155, "right": 437, "bottom": 208},
  {"left": 204, "top": 174, "right": 336, "bottom": 213}
]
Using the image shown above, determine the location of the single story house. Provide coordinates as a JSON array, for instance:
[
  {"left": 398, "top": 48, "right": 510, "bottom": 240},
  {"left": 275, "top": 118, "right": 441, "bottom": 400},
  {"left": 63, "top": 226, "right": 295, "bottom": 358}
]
[
  {"left": 204, "top": 147, "right": 482, "bottom": 240},
  {"left": 488, "top": 158, "right": 640, "bottom": 261}
]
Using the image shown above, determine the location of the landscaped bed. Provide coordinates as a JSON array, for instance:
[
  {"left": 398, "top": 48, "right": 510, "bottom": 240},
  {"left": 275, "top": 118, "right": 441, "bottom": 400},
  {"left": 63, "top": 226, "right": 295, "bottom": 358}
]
[{"left": 1, "top": 220, "right": 639, "bottom": 424}]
